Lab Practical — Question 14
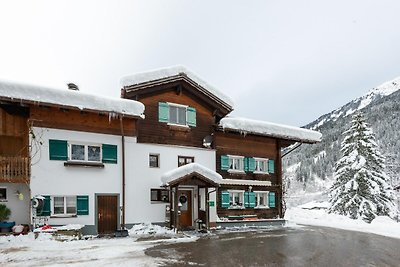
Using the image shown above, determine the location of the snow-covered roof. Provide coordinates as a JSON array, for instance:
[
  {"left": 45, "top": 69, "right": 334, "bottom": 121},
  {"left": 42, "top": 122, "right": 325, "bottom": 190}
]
[
  {"left": 161, "top": 163, "right": 223, "bottom": 186},
  {"left": 219, "top": 117, "right": 322, "bottom": 143},
  {"left": 120, "top": 66, "right": 234, "bottom": 109},
  {"left": 219, "top": 179, "right": 272, "bottom": 187},
  {"left": 0, "top": 80, "right": 145, "bottom": 118}
]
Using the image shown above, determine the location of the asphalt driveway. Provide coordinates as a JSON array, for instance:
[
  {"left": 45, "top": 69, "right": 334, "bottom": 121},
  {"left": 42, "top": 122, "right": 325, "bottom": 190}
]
[{"left": 146, "top": 226, "right": 400, "bottom": 267}]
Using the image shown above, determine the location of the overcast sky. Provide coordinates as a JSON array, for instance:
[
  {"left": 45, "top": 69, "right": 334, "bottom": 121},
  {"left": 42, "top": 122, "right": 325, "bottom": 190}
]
[{"left": 1, "top": 0, "right": 400, "bottom": 126}]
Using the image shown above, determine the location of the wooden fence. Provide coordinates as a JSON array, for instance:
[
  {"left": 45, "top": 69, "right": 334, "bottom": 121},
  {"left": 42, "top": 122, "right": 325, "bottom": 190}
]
[{"left": 0, "top": 156, "right": 30, "bottom": 183}]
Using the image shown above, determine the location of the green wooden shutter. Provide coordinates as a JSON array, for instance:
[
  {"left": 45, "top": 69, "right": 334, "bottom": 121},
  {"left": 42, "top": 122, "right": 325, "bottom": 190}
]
[
  {"left": 49, "top": 140, "right": 68, "bottom": 161},
  {"left": 249, "top": 192, "right": 256, "bottom": 208},
  {"left": 248, "top": 157, "right": 256, "bottom": 172},
  {"left": 77, "top": 195, "right": 89, "bottom": 215},
  {"left": 244, "top": 192, "right": 256, "bottom": 208},
  {"left": 268, "top": 159, "right": 275, "bottom": 174},
  {"left": 102, "top": 144, "right": 117, "bottom": 164},
  {"left": 244, "top": 157, "right": 249, "bottom": 172},
  {"left": 220, "top": 155, "right": 230, "bottom": 170},
  {"left": 158, "top": 102, "right": 169, "bottom": 123},
  {"left": 39, "top": 196, "right": 51, "bottom": 216},
  {"left": 221, "top": 191, "right": 230, "bottom": 208},
  {"left": 186, "top": 107, "right": 196, "bottom": 127},
  {"left": 269, "top": 192, "right": 276, "bottom": 208}
]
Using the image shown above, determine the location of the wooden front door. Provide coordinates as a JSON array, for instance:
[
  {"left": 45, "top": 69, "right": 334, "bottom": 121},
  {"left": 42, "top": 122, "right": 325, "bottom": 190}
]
[
  {"left": 179, "top": 190, "right": 192, "bottom": 228},
  {"left": 97, "top": 195, "right": 118, "bottom": 235}
]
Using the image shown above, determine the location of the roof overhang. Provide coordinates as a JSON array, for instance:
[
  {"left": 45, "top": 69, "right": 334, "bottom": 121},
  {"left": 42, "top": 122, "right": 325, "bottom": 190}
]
[
  {"left": 161, "top": 163, "right": 223, "bottom": 187},
  {"left": 120, "top": 66, "right": 234, "bottom": 116},
  {"left": 219, "top": 117, "right": 322, "bottom": 144},
  {"left": 0, "top": 80, "right": 145, "bottom": 119}
]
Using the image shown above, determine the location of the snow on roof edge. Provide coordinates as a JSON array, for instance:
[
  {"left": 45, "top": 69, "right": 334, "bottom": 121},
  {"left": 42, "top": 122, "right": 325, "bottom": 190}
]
[
  {"left": 161, "top": 163, "right": 223, "bottom": 186},
  {"left": 120, "top": 65, "right": 234, "bottom": 108},
  {"left": 219, "top": 117, "right": 322, "bottom": 143},
  {"left": 0, "top": 80, "right": 145, "bottom": 118}
]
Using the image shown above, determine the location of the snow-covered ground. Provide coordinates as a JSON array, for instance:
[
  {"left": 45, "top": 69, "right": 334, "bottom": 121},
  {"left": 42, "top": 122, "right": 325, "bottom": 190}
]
[
  {"left": 285, "top": 201, "right": 400, "bottom": 239},
  {"left": 0, "top": 223, "right": 198, "bottom": 267}
]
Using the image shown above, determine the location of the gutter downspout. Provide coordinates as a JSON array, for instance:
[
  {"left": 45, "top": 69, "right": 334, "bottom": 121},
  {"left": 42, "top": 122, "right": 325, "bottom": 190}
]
[
  {"left": 120, "top": 116, "right": 126, "bottom": 229},
  {"left": 281, "top": 142, "right": 303, "bottom": 158},
  {"left": 207, "top": 188, "right": 216, "bottom": 231}
]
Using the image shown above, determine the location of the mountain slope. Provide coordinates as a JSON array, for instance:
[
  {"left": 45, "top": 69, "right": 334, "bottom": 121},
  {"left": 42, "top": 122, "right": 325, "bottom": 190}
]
[{"left": 284, "top": 77, "right": 400, "bottom": 207}]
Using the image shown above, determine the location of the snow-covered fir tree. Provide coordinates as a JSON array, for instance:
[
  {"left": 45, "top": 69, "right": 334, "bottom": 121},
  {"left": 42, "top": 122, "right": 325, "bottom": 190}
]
[{"left": 328, "top": 112, "right": 397, "bottom": 222}]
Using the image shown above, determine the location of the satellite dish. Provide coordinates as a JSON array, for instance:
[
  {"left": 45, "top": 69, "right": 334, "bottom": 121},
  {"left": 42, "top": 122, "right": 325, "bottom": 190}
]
[
  {"left": 203, "top": 135, "right": 213, "bottom": 148},
  {"left": 32, "top": 197, "right": 44, "bottom": 209}
]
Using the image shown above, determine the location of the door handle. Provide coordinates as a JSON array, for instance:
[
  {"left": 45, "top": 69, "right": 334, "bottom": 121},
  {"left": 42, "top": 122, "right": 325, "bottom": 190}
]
[{"left": 98, "top": 213, "right": 102, "bottom": 220}]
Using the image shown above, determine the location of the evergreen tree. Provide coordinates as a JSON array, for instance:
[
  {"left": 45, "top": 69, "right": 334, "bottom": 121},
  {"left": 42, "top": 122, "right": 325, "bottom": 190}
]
[{"left": 328, "top": 112, "right": 397, "bottom": 222}]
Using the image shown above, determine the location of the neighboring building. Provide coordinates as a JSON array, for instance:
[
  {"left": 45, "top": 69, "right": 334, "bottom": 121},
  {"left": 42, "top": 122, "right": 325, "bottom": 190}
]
[
  {"left": 0, "top": 81, "right": 144, "bottom": 235},
  {"left": 0, "top": 66, "right": 321, "bottom": 234}
]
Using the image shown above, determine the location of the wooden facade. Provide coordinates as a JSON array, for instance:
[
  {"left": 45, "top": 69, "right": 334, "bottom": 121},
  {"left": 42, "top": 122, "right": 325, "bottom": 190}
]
[
  {"left": 0, "top": 105, "right": 30, "bottom": 183},
  {"left": 214, "top": 131, "right": 284, "bottom": 219},
  {"left": 30, "top": 106, "right": 137, "bottom": 137},
  {"left": 123, "top": 80, "right": 229, "bottom": 147}
]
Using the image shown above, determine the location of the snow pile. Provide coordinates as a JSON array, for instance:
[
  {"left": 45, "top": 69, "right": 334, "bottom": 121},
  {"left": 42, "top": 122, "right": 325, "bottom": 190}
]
[
  {"left": 128, "top": 223, "right": 176, "bottom": 238},
  {"left": 220, "top": 117, "right": 322, "bottom": 143},
  {"left": 298, "top": 201, "right": 329, "bottom": 210},
  {"left": 161, "top": 163, "right": 223, "bottom": 186},
  {"left": 285, "top": 203, "right": 400, "bottom": 239},
  {"left": 0, "top": 80, "right": 145, "bottom": 118},
  {"left": 120, "top": 65, "right": 234, "bottom": 108}
]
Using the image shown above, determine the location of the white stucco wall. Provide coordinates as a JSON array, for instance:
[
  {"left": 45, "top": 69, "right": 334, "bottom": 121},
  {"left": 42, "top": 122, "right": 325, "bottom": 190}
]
[
  {"left": 30, "top": 127, "right": 124, "bottom": 227},
  {"left": 125, "top": 141, "right": 216, "bottom": 225},
  {"left": 0, "top": 183, "right": 30, "bottom": 224}
]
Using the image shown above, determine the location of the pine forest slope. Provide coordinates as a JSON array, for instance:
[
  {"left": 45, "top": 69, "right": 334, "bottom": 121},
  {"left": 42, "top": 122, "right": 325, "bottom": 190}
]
[{"left": 284, "top": 77, "right": 400, "bottom": 206}]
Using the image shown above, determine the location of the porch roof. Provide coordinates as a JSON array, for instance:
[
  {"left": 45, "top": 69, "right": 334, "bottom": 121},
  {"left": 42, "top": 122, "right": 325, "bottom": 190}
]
[
  {"left": 161, "top": 163, "right": 223, "bottom": 187},
  {"left": 219, "top": 179, "right": 272, "bottom": 187}
]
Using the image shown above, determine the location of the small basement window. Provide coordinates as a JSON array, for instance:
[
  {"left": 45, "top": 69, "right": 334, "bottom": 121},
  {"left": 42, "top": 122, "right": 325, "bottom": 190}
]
[
  {"left": 149, "top": 154, "right": 160, "bottom": 168},
  {"left": 151, "top": 189, "right": 169, "bottom": 202},
  {"left": 0, "top": 187, "right": 7, "bottom": 202}
]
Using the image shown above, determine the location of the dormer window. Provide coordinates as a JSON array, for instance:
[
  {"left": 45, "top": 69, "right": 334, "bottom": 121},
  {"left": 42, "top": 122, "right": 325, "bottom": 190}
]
[{"left": 158, "top": 102, "right": 196, "bottom": 127}]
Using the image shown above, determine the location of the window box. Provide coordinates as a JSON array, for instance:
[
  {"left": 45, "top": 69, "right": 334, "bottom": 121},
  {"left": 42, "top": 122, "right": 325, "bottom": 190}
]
[{"left": 64, "top": 161, "right": 105, "bottom": 168}]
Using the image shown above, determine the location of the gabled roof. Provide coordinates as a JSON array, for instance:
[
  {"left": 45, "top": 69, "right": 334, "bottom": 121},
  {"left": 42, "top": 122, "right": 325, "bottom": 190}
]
[
  {"left": 0, "top": 80, "right": 145, "bottom": 118},
  {"left": 161, "top": 163, "right": 223, "bottom": 187},
  {"left": 120, "top": 66, "right": 234, "bottom": 114},
  {"left": 219, "top": 117, "right": 322, "bottom": 144}
]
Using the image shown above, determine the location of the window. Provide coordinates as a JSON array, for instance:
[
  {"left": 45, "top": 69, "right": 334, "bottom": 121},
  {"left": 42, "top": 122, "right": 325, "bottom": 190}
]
[
  {"left": 254, "top": 158, "right": 268, "bottom": 173},
  {"left": 229, "top": 156, "right": 244, "bottom": 172},
  {"left": 158, "top": 102, "right": 196, "bottom": 127},
  {"left": 254, "top": 191, "right": 269, "bottom": 208},
  {"left": 69, "top": 143, "right": 101, "bottom": 162},
  {"left": 178, "top": 156, "right": 194, "bottom": 167},
  {"left": 229, "top": 190, "right": 244, "bottom": 208},
  {"left": 221, "top": 155, "right": 245, "bottom": 172},
  {"left": 0, "top": 187, "right": 7, "bottom": 202},
  {"left": 169, "top": 104, "right": 187, "bottom": 125},
  {"left": 151, "top": 189, "right": 169, "bottom": 202},
  {"left": 149, "top": 154, "right": 160, "bottom": 168},
  {"left": 52, "top": 196, "right": 77, "bottom": 216}
]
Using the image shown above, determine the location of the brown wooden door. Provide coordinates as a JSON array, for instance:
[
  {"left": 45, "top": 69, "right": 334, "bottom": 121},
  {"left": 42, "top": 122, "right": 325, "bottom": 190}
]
[
  {"left": 97, "top": 195, "right": 118, "bottom": 235},
  {"left": 179, "top": 190, "right": 192, "bottom": 228}
]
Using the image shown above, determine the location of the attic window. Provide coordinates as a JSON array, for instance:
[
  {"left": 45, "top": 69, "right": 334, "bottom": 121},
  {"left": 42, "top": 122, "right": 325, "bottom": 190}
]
[{"left": 158, "top": 102, "right": 196, "bottom": 127}]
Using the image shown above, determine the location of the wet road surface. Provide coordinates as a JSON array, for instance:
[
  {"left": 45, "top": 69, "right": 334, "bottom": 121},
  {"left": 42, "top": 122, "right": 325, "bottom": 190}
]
[{"left": 145, "top": 226, "right": 400, "bottom": 267}]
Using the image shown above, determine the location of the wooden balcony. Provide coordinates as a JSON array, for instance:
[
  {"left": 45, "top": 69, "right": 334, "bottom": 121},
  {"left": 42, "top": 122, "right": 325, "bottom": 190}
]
[{"left": 0, "top": 156, "right": 30, "bottom": 183}]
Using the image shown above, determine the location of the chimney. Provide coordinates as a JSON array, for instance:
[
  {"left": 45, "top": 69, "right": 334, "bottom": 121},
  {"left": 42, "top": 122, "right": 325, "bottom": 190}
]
[{"left": 67, "top": 83, "right": 79, "bottom": 91}]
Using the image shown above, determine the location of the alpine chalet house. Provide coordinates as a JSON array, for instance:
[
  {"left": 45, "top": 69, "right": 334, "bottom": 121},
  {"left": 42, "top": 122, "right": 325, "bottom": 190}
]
[
  {"left": 0, "top": 81, "right": 144, "bottom": 235},
  {"left": 121, "top": 66, "right": 322, "bottom": 230}
]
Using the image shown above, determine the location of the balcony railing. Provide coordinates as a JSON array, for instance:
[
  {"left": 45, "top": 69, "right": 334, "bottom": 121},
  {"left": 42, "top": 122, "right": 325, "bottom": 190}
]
[{"left": 0, "top": 156, "right": 30, "bottom": 183}]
